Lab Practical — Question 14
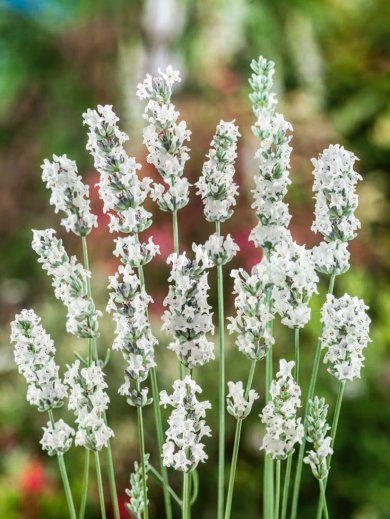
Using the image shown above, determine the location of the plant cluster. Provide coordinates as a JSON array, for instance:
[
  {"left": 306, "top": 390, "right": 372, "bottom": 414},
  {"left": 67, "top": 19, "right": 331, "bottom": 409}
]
[{"left": 11, "top": 56, "right": 371, "bottom": 519}]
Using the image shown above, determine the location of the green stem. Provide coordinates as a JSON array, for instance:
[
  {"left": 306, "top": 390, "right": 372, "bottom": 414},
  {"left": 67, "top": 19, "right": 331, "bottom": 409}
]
[
  {"left": 138, "top": 263, "right": 173, "bottom": 519},
  {"left": 280, "top": 456, "right": 292, "bottom": 519},
  {"left": 94, "top": 452, "right": 107, "bottom": 519},
  {"left": 79, "top": 449, "right": 90, "bottom": 519},
  {"left": 183, "top": 471, "right": 190, "bottom": 519},
  {"left": 315, "top": 381, "right": 345, "bottom": 519},
  {"left": 274, "top": 460, "right": 281, "bottom": 519},
  {"left": 172, "top": 209, "right": 184, "bottom": 380},
  {"left": 105, "top": 442, "right": 120, "bottom": 519},
  {"left": 190, "top": 470, "right": 199, "bottom": 506},
  {"left": 81, "top": 236, "right": 120, "bottom": 519},
  {"left": 280, "top": 329, "right": 299, "bottom": 519},
  {"left": 48, "top": 410, "right": 77, "bottom": 519},
  {"left": 136, "top": 391, "right": 149, "bottom": 519},
  {"left": 224, "top": 360, "right": 256, "bottom": 519},
  {"left": 264, "top": 307, "right": 274, "bottom": 519},
  {"left": 319, "top": 480, "right": 329, "bottom": 519},
  {"left": 215, "top": 221, "right": 225, "bottom": 519},
  {"left": 290, "top": 274, "right": 336, "bottom": 519},
  {"left": 294, "top": 328, "right": 300, "bottom": 383},
  {"left": 172, "top": 209, "right": 179, "bottom": 254},
  {"left": 149, "top": 464, "right": 183, "bottom": 508}
]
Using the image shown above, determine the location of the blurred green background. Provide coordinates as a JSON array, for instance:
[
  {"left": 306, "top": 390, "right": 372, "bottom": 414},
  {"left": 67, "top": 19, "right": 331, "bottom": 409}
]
[{"left": 0, "top": 0, "right": 389, "bottom": 517}]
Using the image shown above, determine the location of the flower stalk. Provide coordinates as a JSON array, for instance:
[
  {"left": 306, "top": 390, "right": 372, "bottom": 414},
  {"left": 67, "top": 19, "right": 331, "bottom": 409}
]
[
  {"left": 81, "top": 235, "right": 120, "bottom": 519},
  {"left": 290, "top": 274, "right": 336, "bottom": 519},
  {"left": 48, "top": 409, "right": 77, "bottom": 519},
  {"left": 224, "top": 360, "right": 257, "bottom": 519}
]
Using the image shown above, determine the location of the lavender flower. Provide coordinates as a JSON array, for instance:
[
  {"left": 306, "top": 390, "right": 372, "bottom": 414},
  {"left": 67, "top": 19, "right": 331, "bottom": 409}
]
[
  {"left": 203, "top": 233, "right": 239, "bottom": 266},
  {"left": 249, "top": 56, "right": 277, "bottom": 124},
  {"left": 196, "top": 120, "right": 240, "bottom": 222},
  {"left": 304, "top": 397, "right": 333, "bottom": 480},
  {"left": 64, "top": 360, "right": 114, "bottom": 451},
  {"left": 11, "top": 309, "right": 67, "bottom": 412},
  {"left": 32, "top": 229, "right": 101, "bottom": 338},
  {"left": 40, "top": 419, "right": 75, "bottom": 456},
  {"left": 227, "top": 266, "right": 274, "bottom": 361},
  {"left": 312, "top": 241, "right": 350, "bottom": 276},
  {"left": 113, "top": 235, "right": 160, "bottom": 269},
  {"left": 162, "top": 245, "right": 215, "bottom": 369},
  {"left": 260, "top": 360, "right": 304, "bottom": 460},
  {"left": 160, "top": 376, "right": 211, "bottom": 472},
  {"left": 268, "top": 238, "right": 319, "bottom": 329},
  {"left": 320, "top": 294, "right": 371, "bottom": 381},
  {"left": 126, "top": 454, "right": 150, "bottom": 518},
  {"left": 226, "top": 381, "right": 259, "bottom": 420},
  {"left": 107, "top": 263, "right": 156, "bottom": 407},
  {"left": 83, "top": 104, "right": 152, "bottom": 234},
  {"left": 41, "top": 154, "right": 97, "bottom": 236},
  {"left": 137, "top": 66, "right": 191, "bottom": 213},
  {"left": 312, "top": 144, "right": 361, "bottom": 243},
  {"left": 249, "top": 56, "right": 293, "bottom": 252}
]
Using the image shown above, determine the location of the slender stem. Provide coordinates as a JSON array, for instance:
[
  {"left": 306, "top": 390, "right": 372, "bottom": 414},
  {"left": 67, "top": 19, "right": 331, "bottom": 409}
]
[
  {"left": 290, "top": 274, "right": 336, "bottom": 519},
  {"left": 149, "top": 464, "right": 183, "bottom": 508},
  {"left": 105, "top": 442, "right": 120, "bottom": 519},
  {"left": 274, "top": 460, "right": 281, "bottom": 519},
  {"left": 172, "top": 209, "right": 179, "bottom": 254},
  {"left": 190, "top": 470, "right": 199, "bottom": 506},
  {"left": 224, "top": 420, "right": 242, "bottom": 519},
  {"left": 94, "top": 453, "right": 107, "bottom": 519},
  {"left": 215, "top": 221, "right": 225, "bottom": 519},
  {"left": 264, "top": 287, "right": 274, "bottom": 519},
  {"left": 315, "top": 381, "right": 345, "bottom": 519},
  {"left": 224, "top": 360, "right": 256, "bottom": 519},
  {"left": 47, "top": 410, "right": 77, "bottom": 519},
  {"left": 138, "top": 264, "right": 173, "bottom": 519},
  {"left": 172, "top": 209, "right": 184, "bottom": 380},
  {"left": 280, "top": 456, "right": 292, "bottom": 519},
  {"left": 81, "top": 236, "right": 120, "bottom": 519},
  {"left": 58, "top": 454, "right": 78, "bottom": 519},
  {"left": 79, "top": 449, "right": 90, "bottom": 519},
  {"left": 183, "top": 471, "right": 190, "bottom": 519},
  {"left": 294, "top": 328, "right": 300, "bottom": 383},
  {"left": 280, "top": 329, "right": 300, "bottom": 519},
  {"left": 319, "top": 480, "right": 329, "bottom": 519},
  {"left": 136, "top": 391, "right": 149, "bottom": 519}
]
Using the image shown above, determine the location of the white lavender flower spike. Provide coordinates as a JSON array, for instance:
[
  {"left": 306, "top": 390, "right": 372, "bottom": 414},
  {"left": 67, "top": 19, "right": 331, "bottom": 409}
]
[
  {"left": 312, "top": 144, "right": 362, "bottom": 243},
  {"left": 41, "top": 154, "right": 97, "bottom": 236},
  {"left": 320, "top": 294, "right": 371, "bottom": 381},
  {"left": 113, "top": 235, "right": 160, "bottom": 268},
  {"left": 162, "top": 246, "right": 215, "bottom": 369},
  {"left": 32, "top": 229, "right": 101, "bottom": 338},
  {"left": 260, "top": 359, "right": 304, "bottom": 460},
  {"left": 249, "top": 56, "right": 277, "bottom": 125},
  {"left": 40, "top": 419, "right": 75, "bottom": 456},
  {"left": 312, "top": 241, "right": 350, "bottom": 276},
  {"left": 107, "top": 263, "right": 156, "bottom": 407},
  {"left": 203, "top": 233, "right": 239, "bottom": 266},
  {"left": 304, "top": 397, "right": 333, "bottom": 480},
  {"left": 83, "top": 104, "right": 153, "bottom": 234},
  {"left": 126, "top": 454, "right": 150, "bottom": 518},
  {"left": 160, "top": 376, "right": 212, "bottom": 472},
  {"left": 137, "top": 66, "right": 191, "bottom": 213},
  {"left": 11, "top": 309, "right": 68, "bottom": 412},
  {"left": 268, "top": 238, "right": 319, "bottom": 329},
  {"left": 196, "top": 120, "right": 240, "bottom": 223},
  {"left": 227, "top": 266, "right": 275, "bottom": 361},
  {"left": 249, "top": 56, "right": 293, "bottom": 252},
  {"left": 64, "top": 360, "right": 114, "bottom": 451},
  {"left": 226, "top": 381, "right": 259, "bottom": 420}
]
